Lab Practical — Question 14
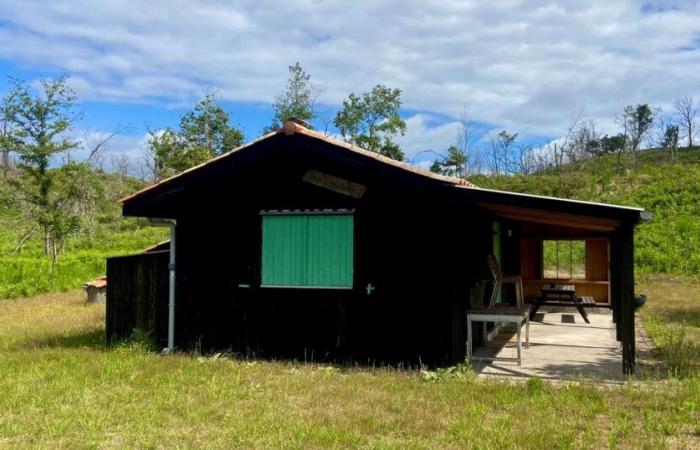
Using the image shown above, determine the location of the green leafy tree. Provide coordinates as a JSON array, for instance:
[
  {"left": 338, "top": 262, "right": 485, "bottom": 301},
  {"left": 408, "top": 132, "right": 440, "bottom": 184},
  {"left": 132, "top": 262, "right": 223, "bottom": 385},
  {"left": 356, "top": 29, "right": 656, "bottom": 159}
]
[
  {"left": 2, "top": 76, "right": 82, "bottom": 264},
  {"left": 655, "top": 119, "right": 680, "bottom": 163},
  {"left": 598, "top": 133, "right": 627, "bottom": 154},
  {"left": 334, "top": 85, "right": 407, "bottom": 161},
  {"left": 430, "top": 145, "right": 467, "bottom": 177},
  {"left": 621, "top": 104, "right": 654, "bottom": 165},
  {"left": 179, "top": 93, "right": 244, "bottom": 156},
  {"left": 265, "top": 62, "right": 316, "bottom": 132},
  {"left": 148, "top": 94, "right": 244, "bottom": 179}
]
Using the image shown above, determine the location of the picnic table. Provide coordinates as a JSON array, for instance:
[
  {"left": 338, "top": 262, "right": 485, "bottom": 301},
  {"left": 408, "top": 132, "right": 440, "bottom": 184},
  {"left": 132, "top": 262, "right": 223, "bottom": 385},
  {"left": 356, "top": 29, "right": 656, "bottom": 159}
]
[{"left": 529, "top": 284, "right": 591, "bottom": 324}]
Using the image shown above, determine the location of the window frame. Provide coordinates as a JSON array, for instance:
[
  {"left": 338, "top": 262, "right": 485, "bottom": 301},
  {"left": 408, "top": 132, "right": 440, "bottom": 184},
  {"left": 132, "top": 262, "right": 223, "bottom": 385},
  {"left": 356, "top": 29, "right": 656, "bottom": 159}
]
[
  {"left": 259, "top": 209, "right": 354, "bottom": 290},
  {"left": 541, "top": 239, "right": 587, "bottom": 280}
]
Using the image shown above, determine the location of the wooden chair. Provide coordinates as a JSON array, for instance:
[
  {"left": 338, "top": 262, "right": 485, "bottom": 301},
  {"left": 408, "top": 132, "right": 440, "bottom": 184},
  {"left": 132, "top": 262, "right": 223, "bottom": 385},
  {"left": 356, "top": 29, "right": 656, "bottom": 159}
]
[{"left": 486, "top": 255, "right": 525, "bottom": 309}]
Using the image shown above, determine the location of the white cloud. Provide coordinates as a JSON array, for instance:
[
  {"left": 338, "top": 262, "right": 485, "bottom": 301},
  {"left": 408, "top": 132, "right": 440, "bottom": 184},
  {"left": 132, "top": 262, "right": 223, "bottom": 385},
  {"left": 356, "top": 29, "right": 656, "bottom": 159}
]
[
  {"left": 0, "top": 0, "right": 699, "bottom": 139},
  {"left": 396, "top": 114, "right": 461, "bottom": 160}
]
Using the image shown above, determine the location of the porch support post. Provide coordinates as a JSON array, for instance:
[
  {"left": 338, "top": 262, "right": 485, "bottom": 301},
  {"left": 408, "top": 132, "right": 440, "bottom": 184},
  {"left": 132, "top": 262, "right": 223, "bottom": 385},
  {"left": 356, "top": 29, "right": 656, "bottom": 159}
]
[
  {"left": 610, "top": 235, "right": 621, "bottom": 340},
  {"left": 618, "top": 225, "right": 636, "bottom": 375}
]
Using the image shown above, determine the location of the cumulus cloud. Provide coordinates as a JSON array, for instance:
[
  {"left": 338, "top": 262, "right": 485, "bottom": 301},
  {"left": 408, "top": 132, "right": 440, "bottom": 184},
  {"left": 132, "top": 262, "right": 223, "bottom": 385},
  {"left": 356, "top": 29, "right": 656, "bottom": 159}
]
[{"left": 0, "top": 0, "right": 699, "bottom": 140}]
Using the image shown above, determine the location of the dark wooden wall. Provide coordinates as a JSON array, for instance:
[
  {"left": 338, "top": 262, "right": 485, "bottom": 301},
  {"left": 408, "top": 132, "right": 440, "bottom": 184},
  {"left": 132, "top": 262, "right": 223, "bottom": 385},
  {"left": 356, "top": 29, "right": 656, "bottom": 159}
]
[
  {"left": 106, "top": 251, "right": 170, "bottom": 346},
  {"left": 111, "top": 141, "right": 495, "bottom": 367},
  {"left": 164, "top": 167, "right": 489, "bottom": 366}
]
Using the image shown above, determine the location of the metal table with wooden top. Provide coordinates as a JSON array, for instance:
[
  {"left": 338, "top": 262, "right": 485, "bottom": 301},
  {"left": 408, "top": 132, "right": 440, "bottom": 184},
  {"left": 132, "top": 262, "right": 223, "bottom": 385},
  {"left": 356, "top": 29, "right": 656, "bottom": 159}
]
[
  {"left": 529, "top": 284, "right": 590, "bottom": 323},
  {"left": 466, "top": 305, "right": 530, "bottom": 366}
]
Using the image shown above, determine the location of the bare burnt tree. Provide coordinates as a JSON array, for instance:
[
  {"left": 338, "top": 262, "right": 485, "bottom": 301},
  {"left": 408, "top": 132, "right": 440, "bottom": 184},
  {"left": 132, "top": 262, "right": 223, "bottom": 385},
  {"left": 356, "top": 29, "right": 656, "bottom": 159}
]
[
  {"left": 674, "top": 96, "right": 697, "bottom": 148},
  {"left": 84, "top": 127, "right": 126, "bottom": 167},
  {"left": 487, "top": 130, "right": 518, "bottom": 175},
  {"left": 513, "top": 141, "right": 536, "bottom": 174},
  {"left": 568, "top": 118, "right": 600, "bottom": 161},
  {"left": 455, "top": 104, "right": 478, "bottom": 175}
]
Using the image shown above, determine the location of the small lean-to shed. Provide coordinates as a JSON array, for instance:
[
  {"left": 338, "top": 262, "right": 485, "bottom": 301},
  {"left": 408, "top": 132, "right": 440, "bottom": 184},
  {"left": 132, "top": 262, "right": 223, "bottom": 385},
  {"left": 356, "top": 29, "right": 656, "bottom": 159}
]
[
  {"left": 107, "top": 120, "right": 645, "bottom": 373},
  {"left": 84, "top": 276, "right": 107, "bottom": 303}
]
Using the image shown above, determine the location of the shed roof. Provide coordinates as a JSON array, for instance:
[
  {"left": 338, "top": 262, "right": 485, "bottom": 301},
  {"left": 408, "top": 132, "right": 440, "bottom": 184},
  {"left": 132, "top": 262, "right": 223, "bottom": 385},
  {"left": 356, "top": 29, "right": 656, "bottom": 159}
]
[
  {"left": 120, "top": 121, "right": 473, "bottom": 204},
  {"left": 84, "top": 276, "right": 107, "bottom": 289}
]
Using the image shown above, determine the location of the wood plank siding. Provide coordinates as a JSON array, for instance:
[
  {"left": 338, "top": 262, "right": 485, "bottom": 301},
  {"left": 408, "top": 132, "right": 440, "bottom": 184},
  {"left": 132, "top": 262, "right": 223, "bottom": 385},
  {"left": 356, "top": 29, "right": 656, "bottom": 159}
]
[{"left": 106, "top": 250, "right": 169, "bottom": 346}]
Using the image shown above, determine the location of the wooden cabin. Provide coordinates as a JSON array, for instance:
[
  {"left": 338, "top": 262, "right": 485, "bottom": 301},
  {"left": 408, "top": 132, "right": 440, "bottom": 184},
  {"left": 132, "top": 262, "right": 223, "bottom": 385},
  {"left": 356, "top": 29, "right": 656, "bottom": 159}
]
[{"left": 107, "top": 121, "right": 644, "bottom": 372}]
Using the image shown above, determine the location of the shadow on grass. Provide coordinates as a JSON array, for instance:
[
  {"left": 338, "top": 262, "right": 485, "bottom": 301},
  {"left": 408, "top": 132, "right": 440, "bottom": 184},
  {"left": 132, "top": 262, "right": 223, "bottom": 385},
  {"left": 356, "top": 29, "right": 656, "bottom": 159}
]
[{"left": 17, "top": 328, "right": 106, "bottom": 351}]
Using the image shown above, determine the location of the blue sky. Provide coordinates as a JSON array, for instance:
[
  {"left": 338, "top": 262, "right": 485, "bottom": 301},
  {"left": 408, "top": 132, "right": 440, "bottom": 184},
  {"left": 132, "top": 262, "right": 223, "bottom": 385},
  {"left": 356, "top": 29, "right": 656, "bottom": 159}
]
[{"left": 1, "top": 0, "right": 699, "bottom": 170}]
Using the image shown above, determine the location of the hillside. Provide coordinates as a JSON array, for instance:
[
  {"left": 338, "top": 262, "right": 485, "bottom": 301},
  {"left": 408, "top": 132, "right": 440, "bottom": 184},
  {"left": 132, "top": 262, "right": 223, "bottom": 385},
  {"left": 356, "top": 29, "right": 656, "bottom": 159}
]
[
  {"left": 0, "top": 172, "right": 167, "bottom": 299},
  {"left": 469, "top": 147, "right": 700, "bottom": 276}
]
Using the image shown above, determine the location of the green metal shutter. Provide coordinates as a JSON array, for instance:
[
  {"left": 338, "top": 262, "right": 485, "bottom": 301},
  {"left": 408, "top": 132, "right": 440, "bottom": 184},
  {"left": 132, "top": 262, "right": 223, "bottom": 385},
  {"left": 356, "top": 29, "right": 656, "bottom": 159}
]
[
  {"left": 261, "top": 214, "right": 353, "bottom": 288},
  {"left": 307, "top": 215, "right": 353, "bottom": 288},
  {"left": 262, "top": 215, "right": 308, "bottom": 286}
]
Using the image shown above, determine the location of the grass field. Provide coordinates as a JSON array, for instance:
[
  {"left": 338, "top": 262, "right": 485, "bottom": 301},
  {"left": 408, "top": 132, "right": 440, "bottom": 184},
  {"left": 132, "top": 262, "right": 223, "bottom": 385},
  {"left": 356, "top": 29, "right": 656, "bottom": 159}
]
[
  {"left": 0, "top": 277, "right": 698, "bottom": 448},
  {"left": 638, "top": 275, "right": 700, "bottom": 378}
]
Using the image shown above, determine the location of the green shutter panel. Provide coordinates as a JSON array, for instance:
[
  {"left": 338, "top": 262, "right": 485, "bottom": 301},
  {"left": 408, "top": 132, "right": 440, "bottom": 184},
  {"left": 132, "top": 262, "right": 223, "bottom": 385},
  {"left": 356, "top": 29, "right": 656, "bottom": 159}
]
[
  {"left": 262, "top": 215, "right": 308, "bottom": 286},
  {"left": 261, "top": 214, "right": 353, "bottom": 288},
  {"left": 307, "top": 215, "right": 353, "bottom": 288}
]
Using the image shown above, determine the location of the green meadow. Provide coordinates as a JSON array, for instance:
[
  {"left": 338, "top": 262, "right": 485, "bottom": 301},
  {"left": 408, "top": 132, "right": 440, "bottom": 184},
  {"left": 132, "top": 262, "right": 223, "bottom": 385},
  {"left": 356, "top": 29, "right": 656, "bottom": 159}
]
[{"left": 0, "top": 280, "right": 698, "bottom": 448}]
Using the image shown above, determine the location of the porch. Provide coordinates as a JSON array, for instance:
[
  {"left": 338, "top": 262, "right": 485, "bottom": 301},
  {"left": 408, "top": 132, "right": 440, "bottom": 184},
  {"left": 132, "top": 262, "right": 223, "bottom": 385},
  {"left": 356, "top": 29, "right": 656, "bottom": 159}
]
[
  {"left": 470, "top": 193, "right": 642, "bottom": 374},
  {"left": 472, "top": 310, "right": 625, "bottom": 381}
]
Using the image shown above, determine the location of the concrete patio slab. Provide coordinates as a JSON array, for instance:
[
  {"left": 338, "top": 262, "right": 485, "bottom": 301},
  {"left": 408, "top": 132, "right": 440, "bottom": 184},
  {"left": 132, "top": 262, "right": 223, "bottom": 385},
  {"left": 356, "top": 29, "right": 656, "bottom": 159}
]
[{"left": 472, "top": 311, "right": 628, "bottom": 382}]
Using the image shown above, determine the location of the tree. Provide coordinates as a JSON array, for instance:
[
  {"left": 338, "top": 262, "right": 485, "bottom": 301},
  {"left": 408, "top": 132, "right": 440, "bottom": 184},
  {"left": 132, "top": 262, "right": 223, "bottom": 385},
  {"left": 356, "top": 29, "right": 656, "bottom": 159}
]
[
  {"left": 568, "top": 119, "right": 600, "bottom": 160},
  {"left": 620, "top": 104, "right": 654, "bottom": 165},
  {"left": 674, "top": 96, "right": 697, "bottom": 148},
  {"left": 430, "top": 145, "right": 468, "bottom": 177},
  {"left": 180, "top": 93, "right": 244, "bottom": 156},
  {"left": 147, "top": 94, "right": 244, "bottom": 179},
  {"left": 655, "top": 116, "right": 680, "bottom": 163},
  {"left": 598, "top": 134, "right": 627, "bottom": 154},
  {"left": 487, "top": 130, "right": 518, "bottom": 175},
  {"left": 0, "top": 79, "right": 22, "bottom": 179},
  {"left": 2, "top": 76, "right": 82, "bottom": 262},
  {"left": 334, "top": 85, "right": 407, "bottom": 160},
  {"left": 265, "top": 62, "right": 318, "bottom": 132},
  {"left": 431, "top": 105, "right": 477, "bottom": 177}
]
